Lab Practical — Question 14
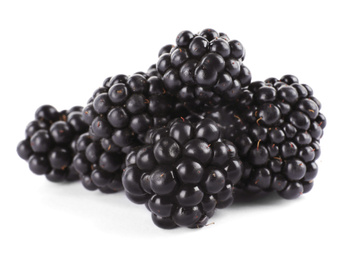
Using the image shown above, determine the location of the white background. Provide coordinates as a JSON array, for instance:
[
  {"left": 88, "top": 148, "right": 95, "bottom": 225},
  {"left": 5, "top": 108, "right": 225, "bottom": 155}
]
[{"left": 0, "top": 0, "right": 350, "bottom": 259}]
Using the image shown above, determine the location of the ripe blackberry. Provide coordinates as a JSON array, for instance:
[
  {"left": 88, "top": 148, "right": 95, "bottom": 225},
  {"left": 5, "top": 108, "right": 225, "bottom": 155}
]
[
  {"left": 156, "top": 29, "right": 251, "bottom": 110},
  {"left": 72, "top": 133, "right": 124, "bottom": 193},
  {"left": 122, "top": 118, "right": 243, "bottom": 229},
  {"left": 206, "top": 75, "right": 326, "bottom": 199},
  {"left": 83, "top": 72, "right": 175, "bottom": 150},
  {"left": 17, "top": 105, "right": 89, "bottom": 182}
]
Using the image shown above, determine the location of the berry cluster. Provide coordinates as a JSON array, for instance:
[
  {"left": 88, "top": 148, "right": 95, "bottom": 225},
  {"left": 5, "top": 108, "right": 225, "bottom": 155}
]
[
  {"left": 17, "top": 105, "right": 88, "bottom": 182},
  {"left": 72, "top": 132, "right": 125, "bottom": 193},
  {"left": 17, "top": 29, "right": 326, "bottom": 229},
  {"left": 72, "top": 71, "right": 185, "bottom": 193},
  {"left": 207, "top": 75, "right": 326, "bottom": 199},
  {"left": 156, "top": 29, "right": 251, "bottom": 111},
  {"left": 82, "top": 72, "right": 174, "bottom": 149},
  {"left": 122, "top": 118, "right": 243, "bottom": 228}
]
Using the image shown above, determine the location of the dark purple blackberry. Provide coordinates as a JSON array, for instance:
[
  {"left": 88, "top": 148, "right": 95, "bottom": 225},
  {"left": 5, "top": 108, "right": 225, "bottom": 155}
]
[
  {"left": 122, "top": 118, "right": 243, "bottom": 229},
  {"left": 83, "top": 72, "right": 176, "bottom": 150},
  {"left": 206, "top": 75, "right": 326, "bottom": 199},
  {"left": 72, "top": 133, "right": 124, "bottom": 193},
  {"left": 156, "top": 29, "right": 251, "bottom": 111},
  {"left": 17, "top": 105, "right": 89, "bottom": 182}
]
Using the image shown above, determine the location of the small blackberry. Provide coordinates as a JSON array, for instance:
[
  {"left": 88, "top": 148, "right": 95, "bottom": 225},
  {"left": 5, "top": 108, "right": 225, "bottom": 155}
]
[
  {"left": 72, "top": 133, "right": 124, "bottom": 193},
  {"left": 83, "top": 72, "right": 175, "bottom": 150},
  {"left": 206, "top": 75, "right": 326, "bottom": 199},
  {"left": 156, "top": 29, "right": 251, "bottom": 111},
  {"left": 17, "top": 105, "right": 88, "bottom": 182},
  {"left": 122, "top": 118, "right": 243, "bottom": 229}
]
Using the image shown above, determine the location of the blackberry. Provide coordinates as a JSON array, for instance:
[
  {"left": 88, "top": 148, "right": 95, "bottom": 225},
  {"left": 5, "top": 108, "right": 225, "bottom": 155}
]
[
  {"left": 83, "top": 72, "right": 175, "bottom": 150},
  {"left": 206, "top": 75, "right": 326, "bottom": 199},
  {"left": 156, "top": 29, "right": 251, "bottom": 111},
  {"left": 72, "top": 133, "right": 124, "bottom": 193},
  {"left": 122, "top": 118, "right": 243, "bottom": 229},
  {"left": 17, "top": 105, "right": 88, "bottom": 182}
]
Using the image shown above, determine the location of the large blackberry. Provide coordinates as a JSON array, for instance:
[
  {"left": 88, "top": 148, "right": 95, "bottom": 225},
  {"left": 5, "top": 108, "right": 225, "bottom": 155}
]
[
  {"left": 17, "top": 105, "right": 88, "bottom": 182},
  {"left": 206, "top": 75, "right": 326, "bottom": 199},
  {"left": 82, "top": 72, "right": 175, "bottom": 150},
  {"left": 72, "top": 132, "right": 124, "bottom": 193},
  {"left": 122, "top": 118, "right": 243, "bottom": 229},
  {"left": 156, "top": 29, "right": 251, "bottom": 110}
]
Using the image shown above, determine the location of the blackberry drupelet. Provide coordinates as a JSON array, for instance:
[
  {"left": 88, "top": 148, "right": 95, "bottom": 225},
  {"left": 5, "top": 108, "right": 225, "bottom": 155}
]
[
  {"left": 17, "top": 105, "right": 89, "bottom": 182},
  {"left": 206, "top": 75, "right": 326, "bottom": 199},
  {"left": 82, "top": 72, "right": 175, "bottom": 150},
  {"left": 156, "top": 29, "right": 251, "bottom": 111},
  {"left": 72, "top": 133, "right": 124, "bottom": 193},
  {"left": 146, "top": 64, "right": 161, "bottom": 78},
  {"left": 122, "top": 118, "right": 243, "bottom": 229}
]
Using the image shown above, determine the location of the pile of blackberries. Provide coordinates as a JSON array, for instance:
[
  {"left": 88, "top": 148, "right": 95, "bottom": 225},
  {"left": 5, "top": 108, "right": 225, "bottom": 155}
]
[{"left": 17, "top": 29, "right": 326, "bottom": 229}]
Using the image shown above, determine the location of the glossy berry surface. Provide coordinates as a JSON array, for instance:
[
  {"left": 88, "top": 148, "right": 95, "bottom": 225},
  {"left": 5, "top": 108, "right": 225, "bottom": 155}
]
[
  {"left": 72, "top": 133, "right": 124, "bottom": 193},
  {"left": 122, "top": 118, "right": 243, "bottom": 229},
  {"left": 206, "top": 75, "right": 326, "bottom": 199},
  {"left": 17, "top": 105, "right": 88, "bottom": 182},
  {"left": 83, "top": 71, "right": 177, "bottom": 150},
  {"left": 156, "top": 28, "right": 251, "bottom": 111}
]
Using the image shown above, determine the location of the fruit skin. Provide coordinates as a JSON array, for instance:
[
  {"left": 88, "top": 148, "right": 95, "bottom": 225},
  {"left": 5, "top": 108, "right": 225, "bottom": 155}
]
[
  {"left": 156, "top": 28, "right": 251, "bottom": 112},
  {"left": 75, "top": 68, "right": 191, "bottom": 192},
  {"left": 17, "top": 105, "right": 88, "bottom": 182},
  {"left": 122, "top": 117, "right": 243, "bottom": 229},
  {"left": 83, "top": 71, "right": 176, "bottom": 149},
  {"left": 72, "top": 132, "right": 124, "bottom": 193},
  {"left": 206, "top": 75, "right": 326, "bottom": 199}
]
